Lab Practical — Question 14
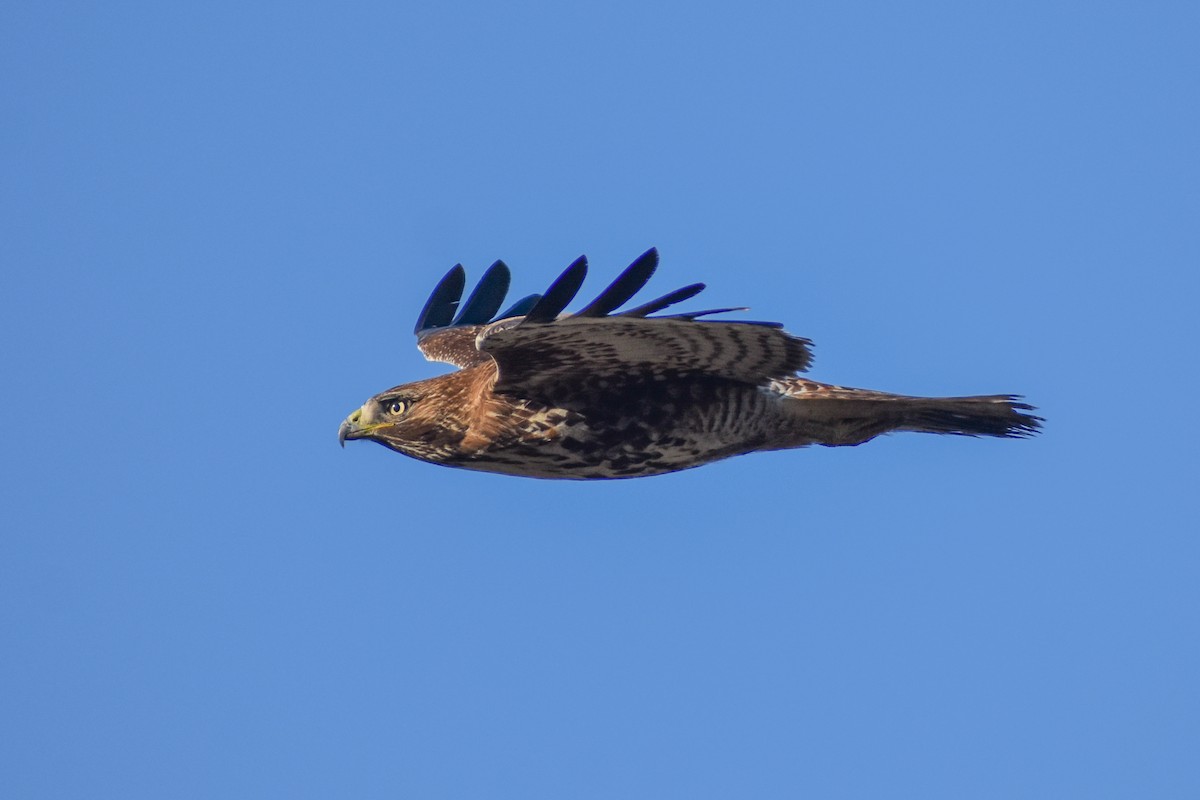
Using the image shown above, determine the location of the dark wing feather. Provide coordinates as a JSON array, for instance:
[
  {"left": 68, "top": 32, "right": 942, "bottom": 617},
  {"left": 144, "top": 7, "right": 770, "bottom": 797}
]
[
  {"left": 655, "top": 307, "right": 783, "bottom": 325},
  {"left": 415, "top": 262, "right": 510, "bottom": 368},
  {"left": 574, "top": 248, "right": 658, "bottom": 317},
  {"left": 523, "top": 256, "right": 588, "bottom": 323},
  {"left": 413, "top": 265, "right": 466, "bottom": 335},
  {"left": 617, "top": 283, "right": 706, "bottom": 317},
  {"left": 452, "top": 261, "right": 510, "bottom": 326},
  {"left": 497, "top": 294, "right": 542, "bottom": 319}
]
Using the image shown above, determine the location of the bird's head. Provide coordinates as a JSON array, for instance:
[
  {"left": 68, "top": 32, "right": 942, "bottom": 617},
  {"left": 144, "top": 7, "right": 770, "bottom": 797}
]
[
  {"left": 339, "top": 378, "right": 464, "bottom": 461},
  {"left": 339, "top": 371, "right": 477, "bottom": 462},
  {"left": 338, "top": 389, "right": 415, "bottom": 447}
]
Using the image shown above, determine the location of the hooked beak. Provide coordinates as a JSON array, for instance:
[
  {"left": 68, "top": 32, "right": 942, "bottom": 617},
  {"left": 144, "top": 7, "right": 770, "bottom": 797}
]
[
  {"left": 339, "top": 408, "right": 365, "bottom": 448},
  {"left": 339, "top": 404, "right": 387, "bottom": 448}
]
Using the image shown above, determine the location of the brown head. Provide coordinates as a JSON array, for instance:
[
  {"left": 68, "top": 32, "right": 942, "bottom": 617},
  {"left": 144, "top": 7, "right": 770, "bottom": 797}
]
[{"left": 338, "top": 373, "right": 474, "bottom": 463}]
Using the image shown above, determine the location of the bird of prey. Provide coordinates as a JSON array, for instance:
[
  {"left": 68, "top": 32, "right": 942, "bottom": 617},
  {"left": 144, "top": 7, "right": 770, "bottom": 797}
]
[{"left": 339, "top": 249, "right": 1040, "bottom": 479}]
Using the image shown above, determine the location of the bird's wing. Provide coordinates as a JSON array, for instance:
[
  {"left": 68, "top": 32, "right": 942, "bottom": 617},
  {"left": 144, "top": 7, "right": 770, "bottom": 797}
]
[
  {"left": 415, "top": 325, "right": 490, "bottom": 367},
  {"left": 413, "top": 259, "right": 542, "bottom": 368},
  {"left": 476, "top": 249, "right": 813, "bottom": 394}
]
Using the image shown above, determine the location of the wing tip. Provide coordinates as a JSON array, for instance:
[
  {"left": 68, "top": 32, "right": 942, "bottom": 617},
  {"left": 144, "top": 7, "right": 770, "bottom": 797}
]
[
  {"left": 451, "top": 259, "right": 512, "bottom": 326},
  {"left": 523, "top": 255, "right": 590, "bottom": 323},
  {"left": 415, "top": 248, "right": 795, "bottom": 342},
  {"left": 413, "top": 264, "right": 467, "bottom": 335}
]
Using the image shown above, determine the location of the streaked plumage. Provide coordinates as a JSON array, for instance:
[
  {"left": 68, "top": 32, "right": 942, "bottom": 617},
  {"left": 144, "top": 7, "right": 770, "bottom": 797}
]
[{"left": 339, "top": 249, "right": 1040, "bottom": 479}]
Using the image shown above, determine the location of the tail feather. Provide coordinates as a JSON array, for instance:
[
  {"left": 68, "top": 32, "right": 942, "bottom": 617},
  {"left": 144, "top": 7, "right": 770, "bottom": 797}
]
[
  {"left": 774, "top": 379, "right": 1042, "bottom": 446},
  {"left": 897, "top": 395, "right": 1042, "bottom": 438}
]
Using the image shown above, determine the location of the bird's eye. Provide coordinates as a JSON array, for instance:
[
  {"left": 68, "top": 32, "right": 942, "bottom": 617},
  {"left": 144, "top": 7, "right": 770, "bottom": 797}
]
[{"left": 388, "top": 400, "right": 408, "bottom": 415}]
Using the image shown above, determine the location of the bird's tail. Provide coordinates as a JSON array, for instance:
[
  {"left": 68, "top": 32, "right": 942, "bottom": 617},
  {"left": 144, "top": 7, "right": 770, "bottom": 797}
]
[{"left": 774, "top": 378, "right": 1042, "bottom": 446}]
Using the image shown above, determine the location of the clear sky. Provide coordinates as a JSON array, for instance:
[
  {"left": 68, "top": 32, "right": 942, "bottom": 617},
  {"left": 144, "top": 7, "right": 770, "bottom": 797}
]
[{"left": 2, "top": 2, "right": 1198, "bottom": 798}]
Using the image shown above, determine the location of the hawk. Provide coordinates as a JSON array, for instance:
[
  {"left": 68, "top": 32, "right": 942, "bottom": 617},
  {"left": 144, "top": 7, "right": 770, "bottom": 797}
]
[{"left": 339, "top": 249, "right": 1040, "bottom": 479}]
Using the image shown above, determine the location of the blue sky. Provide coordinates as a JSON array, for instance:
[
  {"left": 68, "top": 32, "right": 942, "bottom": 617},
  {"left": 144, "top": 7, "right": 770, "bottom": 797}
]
[{"left": 2, "top": 2, "right": 1198, "bottom": 797}]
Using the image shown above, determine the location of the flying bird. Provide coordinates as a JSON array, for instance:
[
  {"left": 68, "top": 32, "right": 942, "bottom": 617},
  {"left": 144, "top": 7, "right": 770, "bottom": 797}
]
[{"left": 339, "top": 249, "right": 1040, "bottom": 479}]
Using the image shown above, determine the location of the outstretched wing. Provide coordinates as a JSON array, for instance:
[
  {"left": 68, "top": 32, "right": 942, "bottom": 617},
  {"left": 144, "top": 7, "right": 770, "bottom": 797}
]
[
  {"left": 413, "top": 260, "right": 541, "bottom": 368},
  {"left": 477, "top": 249, "right": 813, "bottom": 394},
  {"left": 411, "top": 248, "right": 813, "bottom": 391}
]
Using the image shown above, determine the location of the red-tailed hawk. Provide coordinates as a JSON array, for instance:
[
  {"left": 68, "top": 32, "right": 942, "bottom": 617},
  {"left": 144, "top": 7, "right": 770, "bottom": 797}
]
[{"left": 339, "top": 249, "right": 1040, "bottom": 479}]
